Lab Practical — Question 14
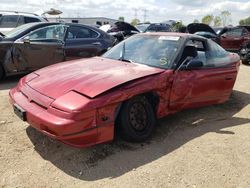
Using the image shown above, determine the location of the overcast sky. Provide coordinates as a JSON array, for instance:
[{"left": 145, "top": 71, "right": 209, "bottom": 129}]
[{"left": 1, "top": 0, "right": 250, "bottom": 25}]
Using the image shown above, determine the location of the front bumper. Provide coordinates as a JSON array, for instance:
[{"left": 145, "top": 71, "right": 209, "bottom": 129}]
[{"left": 9, "top": 86, "right": 114, "bottom": 148}]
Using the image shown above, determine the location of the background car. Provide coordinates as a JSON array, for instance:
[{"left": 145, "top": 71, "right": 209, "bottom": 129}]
[
  {"left": 135, "top": 23, "right": 173, "bottom": 33},
  {"left": 0, "top": 22, "right": 116, "bottom": 80},
  {"left": 10, "top": 33, "right": 240, "bottom": 148},
  {"left": 100, "top": 21, "right": 139, "bottom": 42},
  {"left": 220, "top": 26, "right": 250, "bottom": 52},
  {"left": 186, "top": 23, "right": 220, "bottom": 43},
  {"left": 0, "top": 11, "right": 47, "bottom": 35},
  {"left": 144, "top": 23, "right": 172, "bottom": 32}
]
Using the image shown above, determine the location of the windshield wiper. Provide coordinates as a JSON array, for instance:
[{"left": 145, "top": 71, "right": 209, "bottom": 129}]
[{"left": 120, "top": 58, "right": 134, "bottom": 63}]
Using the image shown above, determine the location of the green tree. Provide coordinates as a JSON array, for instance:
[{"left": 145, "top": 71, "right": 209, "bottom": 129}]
[
  {"left": 220, "top": 10, "right": 232, "bottom": 26},
  {"left": 239, "top": 17, "right": 250, "bottom": 25},
  {"left": 131, "top": 18, "right": 140, "bottom": 26},
  {"left": 118, "top": 16, "right": 124, "bottom": 22},
  {"left": 201, "top": 15, "right": 214, "bottom": 25},
  {"left": 173, "top": 21, "right": 185, "bottom": 31},
  {"left": 214, "top": 16, "right": 222, "bottom": 27},
  {"left": 193, "top": 19, "right": 199, "bottom": 23}
]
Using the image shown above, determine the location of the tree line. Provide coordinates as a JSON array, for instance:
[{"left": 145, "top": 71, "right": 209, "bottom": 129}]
[{"left": 118, "top": 10, "right": 250, "bottom": 27}]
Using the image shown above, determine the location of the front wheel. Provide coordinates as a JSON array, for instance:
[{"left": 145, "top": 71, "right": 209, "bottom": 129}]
[{"left": 117, "top": 96, "right": 156, "bottom": 142}]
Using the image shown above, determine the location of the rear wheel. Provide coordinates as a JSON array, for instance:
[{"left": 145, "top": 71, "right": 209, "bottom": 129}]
[{"left": 117, "top": 96, "right": 156, "bottom": 142}]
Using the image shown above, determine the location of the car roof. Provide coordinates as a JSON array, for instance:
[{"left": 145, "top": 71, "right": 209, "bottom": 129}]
[
  {"left": 0, "top": 11, "right": 41, "bottom": 18},
  {"left": 238, "top": 26, "right": 250, "bottom": 31},
  {"left": 139, "top": 32, "right": 201, "bottom": 38}
]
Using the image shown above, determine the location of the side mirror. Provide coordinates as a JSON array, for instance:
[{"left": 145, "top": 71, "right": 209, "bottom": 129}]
[
  {"left": 186, "top": 59, "right": 203, "bottom": 70},
  {"left": 23, "top": 36, "right": 30, "bottom": 44}
]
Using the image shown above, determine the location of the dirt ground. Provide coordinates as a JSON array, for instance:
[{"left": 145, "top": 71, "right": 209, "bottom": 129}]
[{"left": 0, "top": 64, "right": 250, "bottom": 188}]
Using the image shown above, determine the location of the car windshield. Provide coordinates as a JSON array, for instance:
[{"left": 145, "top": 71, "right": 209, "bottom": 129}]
[
  {"left": 103, "top": 35, "right": 181, "bottom": 69},
  {"left": 4, "top": 23, "right": 36, "bottom": 38},
  {"left": 136, "top": 24, "right": 149, "bottom": 32}
]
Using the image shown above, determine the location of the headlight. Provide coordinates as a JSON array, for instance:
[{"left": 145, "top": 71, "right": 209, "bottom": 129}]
[
  {"left": 50, "top": 91, "right": 92, "bottom": 112},
  {"left": 49, "top": 91, "right": 97, "bottom": 120}
]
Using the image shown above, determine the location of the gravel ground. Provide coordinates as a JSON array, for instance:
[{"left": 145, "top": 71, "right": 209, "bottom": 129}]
[{"left": 0, "top": 64, "right": 250, "bottom": 188}]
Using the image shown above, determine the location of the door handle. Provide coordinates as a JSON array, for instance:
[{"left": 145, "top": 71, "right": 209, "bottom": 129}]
[{"left": 92, "top": 42, "right": 101, "bottom": 45}]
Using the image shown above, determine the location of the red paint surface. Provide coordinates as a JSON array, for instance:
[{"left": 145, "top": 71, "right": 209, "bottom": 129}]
[{"left": 9, "top": 43, "right": 241, "bottom": 148}]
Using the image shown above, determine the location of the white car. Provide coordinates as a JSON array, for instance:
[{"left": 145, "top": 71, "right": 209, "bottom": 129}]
[{"left": 0, "top": 11, "right": 47, "bottom": 35}]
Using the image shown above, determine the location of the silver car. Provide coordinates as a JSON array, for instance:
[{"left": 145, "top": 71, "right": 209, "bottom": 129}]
[{"left": 0, "top": 11, "right": 47, "bottom": 35}]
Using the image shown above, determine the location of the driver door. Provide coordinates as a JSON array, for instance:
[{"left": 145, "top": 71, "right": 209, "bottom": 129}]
[
  {"left": 169, "top": 39, "right": 238, "bottom": 111},
  {"left": 12, "top": 24, "right": 66, "bottom": 72}
]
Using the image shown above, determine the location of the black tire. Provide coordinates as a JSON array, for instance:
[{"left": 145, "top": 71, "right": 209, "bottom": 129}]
[
  {"left": 242, "top": 60, "right": 249, "bottom": 65},
  {"left": 117, "top": 96, "right": 156, "bottom": 142},
  {"left": 0, "top": 65, "right": 4, "bottom": 81}
]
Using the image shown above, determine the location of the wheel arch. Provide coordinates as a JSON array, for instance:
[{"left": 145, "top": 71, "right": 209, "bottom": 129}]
[{"left": 114, "top": 91, "right": 160, "bottom": 123}]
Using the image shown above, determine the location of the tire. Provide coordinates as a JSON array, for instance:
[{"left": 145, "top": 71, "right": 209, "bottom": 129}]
[
  {"left": 242, "top": 60, "right": 249, "bottom": 65},
  {"left": 117, "top": 96, "right": 156, "bottom": 142},
  {"left": 0, "top": 65, "right": 4, "bottom": 81}
]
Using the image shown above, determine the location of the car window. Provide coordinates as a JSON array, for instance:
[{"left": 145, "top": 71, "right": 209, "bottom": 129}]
[
  {"left": 17, "top": 16, "right": 24, "bottom": 26},
  {"left": 146, "top": 24, "right": 171, "bottom": 32},
  {"left": 186, "top": 39, "right": 206, "bottom": 64},
  {"left": 26, "top": 25, "right": 67, "bottom": 40},
  {"left": 4, "top": 23, "right": 36, "bottom": 38},
  {"left": 24, "top": 17, "right": 41, "bottom": 24},
  {"left": 222, "top": 28, "right": 243, "bottom": 37},
  {"left": 242, "top": 28, "right": 248, "bottom": 36},
  {"left": 136, "top": 24, "right": 149, "bottom": 32},
  {"left": 66, "top": 26, "right": 99, "bottom": 39},
  {"left": 0, "top": 15, "right": 19, "bottom": 28},
  {"left": 103, "top": 35, "right": 181, "bottom": 69},
  {"left": 206, "top": 40, "right": 230, "bottom": 67}
]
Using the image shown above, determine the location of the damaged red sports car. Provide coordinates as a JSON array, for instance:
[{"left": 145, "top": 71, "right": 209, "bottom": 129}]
[{"left": 9, "top": 33, "right": 240, "bottom": 148}]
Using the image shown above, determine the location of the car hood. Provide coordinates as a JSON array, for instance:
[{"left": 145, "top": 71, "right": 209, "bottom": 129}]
[
  {"left": 113, "top": 21, "right": 139, "bottom": 32},
  {"left": 27, "top": 57, "right": 164, "bottom": 99},
  {"left": 187, "top": 23, "right": 217, "bottom": 35},
  {"left": 100, "top": 21, "right": 139, "bottom": 33}
]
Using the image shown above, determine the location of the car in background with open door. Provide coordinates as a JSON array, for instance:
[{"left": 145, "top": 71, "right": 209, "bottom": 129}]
[{"left": 0, "top": 22, "right": 116, "bottom": 80}]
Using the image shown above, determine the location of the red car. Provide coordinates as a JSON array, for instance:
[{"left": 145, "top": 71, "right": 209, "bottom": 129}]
[
  {"left": 10, "top": 33, "right": 240, "bottom": 148},
  {"left": 220, "top": 26, "right": 250, "bottom": 52}
]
